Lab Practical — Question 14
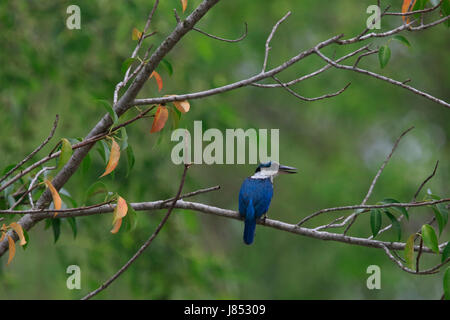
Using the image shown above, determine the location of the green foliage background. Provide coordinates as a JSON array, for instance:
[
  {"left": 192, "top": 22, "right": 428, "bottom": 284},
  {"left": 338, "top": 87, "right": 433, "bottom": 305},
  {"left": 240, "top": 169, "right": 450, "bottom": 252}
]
[{"left": 0, "top": 0, "right": 449, "bottom": 299}]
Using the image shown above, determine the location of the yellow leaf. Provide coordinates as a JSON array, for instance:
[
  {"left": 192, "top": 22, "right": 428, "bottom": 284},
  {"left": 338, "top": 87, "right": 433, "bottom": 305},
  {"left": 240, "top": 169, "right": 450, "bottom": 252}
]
[
  {"left": 150, "top": 71, "right": 163, "bottom": 92},
  {"left": 1, "top": 224, "right": 6, "bottom": 232},
  {"left": 402, "top": 0, "right": 416, "bottom": 23},
  {"left": 112, "top": 196, "right": 128, "bottom": 225},
  {"left": 132, "top": 27, "right": 143, "bottom": 41},
  {"left": 9, "top": 222, "right": 26, "bottom": 246},
  {"left": 173, "top": 100, "right": 190, "bottom": 113},
  {"left": 0, "top": 232, "right": 5, "bottom": 242},
  {"left": 7, "top": 235, "right": 15, "bottom": 265},
  {"left": 111, "top": 218, "right": 122, "bottom": 234},
  {"left": 44, "top": 179, "right": 62, "bottom": 217},
  {"left": 181, "top": 0, "right": 188, "bottom": 13},
  {"left": 100, "top": 137, "right": 121, "bottom": 178},
  {"left": 150, "top": 105, "right": 169, "bottom": 133}
]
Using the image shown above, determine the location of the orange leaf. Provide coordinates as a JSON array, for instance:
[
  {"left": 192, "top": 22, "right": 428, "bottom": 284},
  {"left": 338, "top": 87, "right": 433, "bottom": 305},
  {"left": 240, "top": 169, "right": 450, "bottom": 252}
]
[
  {"left": 100, "top": 137, "right": 121, "bottom": 178},
  {"left": 112, "top": 196, "right": 128, "bottom": 225},
  {"left": 173, "top": 100, "right": 190, "bottom": 113},
  {"left": 150, "top": 71, "right": 163, "bottom": 92},
  {"left": 111, "top": 218, "right": 122, "bottom": 234},
  {"left": 150, "top": 105, "right": 169, "bottom": 133},
  {"left": 402, "top": 0, "right": 416, "bottom": 23},
  {"left": 9, "top": 222, "right": 26, "bottom": 246},
  {"left": 0, "top": 232, "right": 5, "bottom": 242},
  {"left": 7, "top": 235, "right": 15, "bottom": 265},
  {"left": 132, "top": 27, "right": 143, "bottom": 40},
  {"left": 45, "top": 179, "right": 62, "bottom": 217},
  {"left": 181, "top": 0, "right": 188, "bottom": 13}
]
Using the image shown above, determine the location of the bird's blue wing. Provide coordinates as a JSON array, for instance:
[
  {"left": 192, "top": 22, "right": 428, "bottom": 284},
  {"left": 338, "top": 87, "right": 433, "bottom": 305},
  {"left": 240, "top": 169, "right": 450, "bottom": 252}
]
[{"left": 239, "top": 178, "right": 273, "bottom": 219}]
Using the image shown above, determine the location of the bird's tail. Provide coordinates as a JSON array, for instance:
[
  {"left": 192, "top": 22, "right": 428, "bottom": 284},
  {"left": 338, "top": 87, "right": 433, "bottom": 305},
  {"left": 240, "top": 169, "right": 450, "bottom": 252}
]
[{"left": 243, "top": 200, "right": 256, "bottom": 245}]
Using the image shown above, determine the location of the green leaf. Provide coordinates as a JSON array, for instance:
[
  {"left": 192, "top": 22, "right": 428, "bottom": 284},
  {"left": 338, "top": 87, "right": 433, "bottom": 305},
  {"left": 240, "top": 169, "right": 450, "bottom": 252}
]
[
  {"left": 1, "top": 164, "right": 17, "bottom": 176},
  {"left": 121, "top": 57, "right": 137, "bottom": 74},
  {"left": 442, "top": 0, "right": 450, "bottom": 27},
  {"left": 120, "top": 127, "right": 128, "bottom": 151},
  {"left": 66, "top": 217, "right": 77, "bottom": 239},
  {"left": 383, "top": 210, "right": 402, "bottom": 241},
  {"left": 22, "top": 229, "right": 30, "bottom": 251},
  {"left": 97, "top": 99, "right": 118, "bottom": 124},
  {"left": 370, "top": 209, "right": 382, "bottom": 237},
  {"left": 404, "top": 234, "right": 415, "bottom": 270},
  {"left": 51, "top": 218, "right": 61, "bottom": 244},
  {"left": 56, "top": 138, "right": 73, "bottom": 171},
  {"left": 392, "top": 35, "right": 411, "bottom": 47},
  {"left": 382, "top": 198, "right": 409, "bottom": 220},
  {"left": 378, "top": 45, "right": 391, "bottom": 69},
  {"left": 444, "top": 267, "right": 450, "bottom": 300},
  {"left": 437, "top": 203, "right": 449, "bottom": 225},
  {"left": 170, "top": 107, "right": 180, "bottom": 129},
  {"left": 421, "top": 224, "right": 439, "bottom": 254},
  {"left": 85, "top": 181, "right": 108, "bottom": 204},
  {"left": 431, "top": 206, "right": 445, "bottom": 235},
  {"left": 442, "top": 241, "right": 450, "bottom": 263},
  {"left": 81, "top": 152, "right": 91, "bottom": 175},
  {"left": 161, "top": 58, "right": 173, "bottom": 76},
  {"left": 413, "top": 0, "right": 428, "bottom": 11},
  {"left": 60, "top": 188, "right": 78, "bottom": 208},
  {"left": 123, "top": 203, "right": 138, "bottom": 231},
  {"left": 126, "top": 145, "right": 135, "bottom": 177},
  {"left": 96, "top": 140, "right": 111, "bottom": 165}
]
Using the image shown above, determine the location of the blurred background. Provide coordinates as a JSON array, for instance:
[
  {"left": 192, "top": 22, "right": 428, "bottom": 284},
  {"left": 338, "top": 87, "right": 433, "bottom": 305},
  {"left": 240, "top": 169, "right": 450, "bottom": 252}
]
[{"left": 0, "top": 0, "right": 449, "bottom": 299}]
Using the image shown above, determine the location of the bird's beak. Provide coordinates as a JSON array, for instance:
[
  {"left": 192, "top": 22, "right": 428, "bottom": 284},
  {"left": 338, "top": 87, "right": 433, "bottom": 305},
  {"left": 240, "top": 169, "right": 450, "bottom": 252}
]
[{"left": 278, "top": 164, "right": 297, "bottom": 174}]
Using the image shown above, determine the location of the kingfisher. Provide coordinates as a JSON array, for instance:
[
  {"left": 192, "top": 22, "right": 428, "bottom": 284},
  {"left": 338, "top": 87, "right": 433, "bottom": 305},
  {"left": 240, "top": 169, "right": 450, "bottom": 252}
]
[{"left": 238, "top": 161, "right": 297, "bottom": 245}]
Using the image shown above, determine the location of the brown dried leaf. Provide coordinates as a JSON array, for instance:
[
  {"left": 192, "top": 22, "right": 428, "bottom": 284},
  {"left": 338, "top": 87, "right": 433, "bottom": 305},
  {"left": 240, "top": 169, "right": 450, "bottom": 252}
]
[
  {"left": 150, "top": 71, "right": 163, "bottom": 92},
  {"left": 100, "top": 138, "right": 121, "bottom": 178},
  {"left": 7, "top": 235, "right": 15, "bottom": 265},
  {"left": 111, "top": 218, "right": 122, "bottom": 234},
  {"left": 132, "top": 27, "right": 143, "bottom": 40},
  {"left": 402, "top": 0, "right": 416, "bottom": 23},
  {"left": 150, "top": 105, "right": 169, "bottom": 133},
  {"left": 45, "top": 179, "right": 62, "bottom": 217},
  {"left": 181, "top": 0, "right": 188, "bottom": 13},
  {"left": 173, "top": 100, "right": 190, "bottom": 113},
  {"left": 112, "top": 196, "right": 128, "bottom": 225},
  {"left": 9, "top": 222, "right": 26, "bottom": 246}
]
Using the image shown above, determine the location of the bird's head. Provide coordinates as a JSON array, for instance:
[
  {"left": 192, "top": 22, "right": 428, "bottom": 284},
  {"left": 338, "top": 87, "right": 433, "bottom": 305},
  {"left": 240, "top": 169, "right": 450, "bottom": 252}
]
[{"left": 252, "top": 161, "right": 297, "bottom": 179}]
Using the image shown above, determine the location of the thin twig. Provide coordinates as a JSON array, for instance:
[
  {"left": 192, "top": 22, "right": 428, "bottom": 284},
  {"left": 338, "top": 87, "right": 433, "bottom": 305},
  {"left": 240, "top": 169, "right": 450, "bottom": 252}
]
[
  {"left": 343, "top": 127, "right": 414, "bottom": 234},
  {"left": 416, "top": 237, "right": 424, "bottom": 273},
  {"left": 81, "top": 164, "right": 190, "bottom": 300},
  {"left": 262, "top": 11, "right": 291, "bottom": 73},
  {"left": 193, "top": 22, "right": 248, "bottom": 43},
  {"left": 0, "top": 115, "right": 58, "bottom": 184},
  {"left": 413, "top": 160, "right": 439, "bottom": 201},
  {"left": 370, "top": 160, "right": 440, "bottom": 239},
  {"left": 273, "top": 76, "right": 351, "bottom": 102},
  {"left": 296, "top": 198, "right": 450, "bottom": 227},
  {"left": 353, "top": 49, "right": 378, "bottom": 68},
  {"left": 0, "top": 107, "right": 155, "bottom": 195},
  {"left": 315, "top": 47, "right": 450, "bottom": 108},
  {"left": 161, "top": 185, "right": 220, "bottom": 204},
  {"left": 380, "top": 244, "right": 446, "bottom": 275},
  {"left": 384, "top": 1, "right": 442, "bottom": 16}
]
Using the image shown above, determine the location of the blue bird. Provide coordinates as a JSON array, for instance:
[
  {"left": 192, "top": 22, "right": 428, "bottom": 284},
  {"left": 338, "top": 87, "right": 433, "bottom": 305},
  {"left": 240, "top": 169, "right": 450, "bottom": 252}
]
[{"left": 239, "top": 161, "right": 297, "bottom": 245}]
